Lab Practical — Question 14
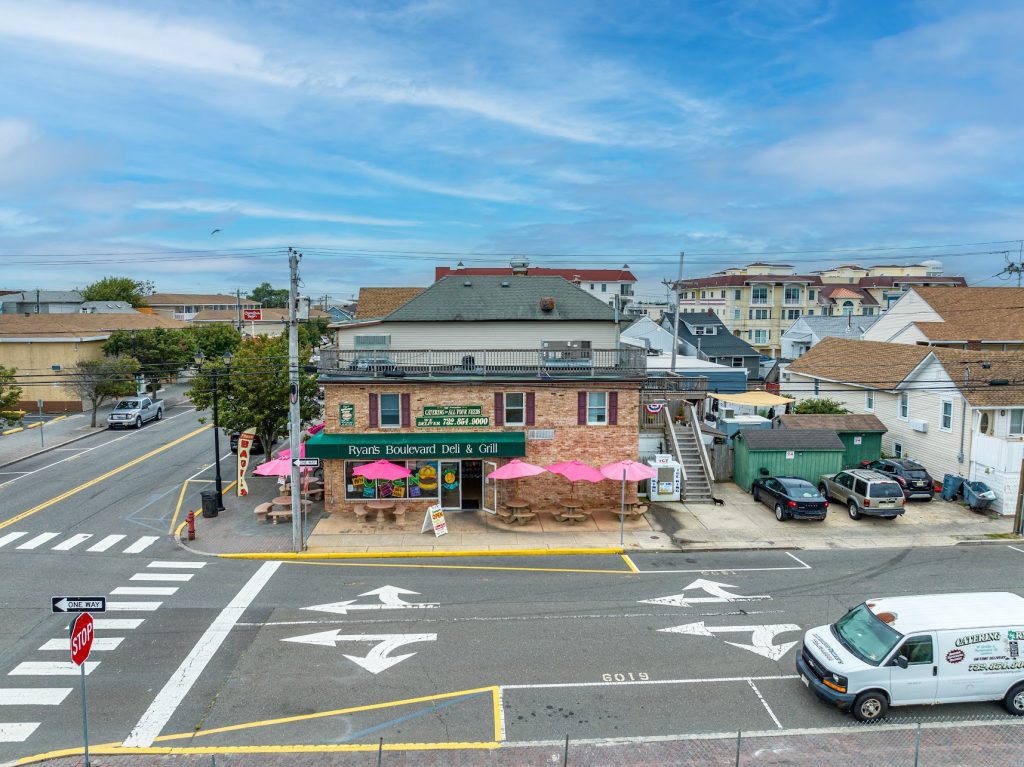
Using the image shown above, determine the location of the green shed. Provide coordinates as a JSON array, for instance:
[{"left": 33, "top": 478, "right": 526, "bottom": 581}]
[
  {"left": 776, "top": 414, "right": 886, "bottom": 468},
  {"left": 733, "top": 429, "right": 845, "bottom": 491}
]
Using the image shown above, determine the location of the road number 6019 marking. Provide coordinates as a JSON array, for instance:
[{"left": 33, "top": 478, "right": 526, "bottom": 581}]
[{"left": 602, "top": 672, "right": 649, "bottom": 682}]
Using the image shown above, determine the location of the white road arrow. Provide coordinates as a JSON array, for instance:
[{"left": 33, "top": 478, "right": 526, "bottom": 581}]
[
  {"left": 660, "top": 622, "right": 800, "bottom": 661},
  {"left": 281, "top": 631, "right": 437, "bottom": 674},
  {"left": 304, "top": 586, "right": 439, "bottom": 615},
  {"left": 639, "top": 578, "right": 771, "bottom": 608}
]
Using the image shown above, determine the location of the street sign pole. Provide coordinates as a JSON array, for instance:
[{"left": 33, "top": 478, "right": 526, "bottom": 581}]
[
  {"left": 37, "top": 399, "right": 44, "bottom": 448},
  {"left": 69, "top": 612, "right": 94, "bottom": 767}
]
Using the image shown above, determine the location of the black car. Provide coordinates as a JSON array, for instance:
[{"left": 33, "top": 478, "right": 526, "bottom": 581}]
[
  {"left": 229, "top": 432, "right": 275, "bottom": 455},
  {"left": 860, "top": 459, "right": 934, "bottom": 500},
  {"left": 751, "top": 476, "right": 829, "bottom": 521}
]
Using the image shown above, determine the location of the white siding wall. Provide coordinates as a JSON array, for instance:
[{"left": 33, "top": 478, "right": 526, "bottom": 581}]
[
  {"left": 336, "top": 320, "right": 620, "bottom": 350},
  {"left": 863, "top": 290, "right": 941, "bottom": 343}
]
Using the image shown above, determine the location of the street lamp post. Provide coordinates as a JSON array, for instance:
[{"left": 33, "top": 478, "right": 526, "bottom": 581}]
[{"left": 194, "top": 350, "right": 233, "bottom": 511}]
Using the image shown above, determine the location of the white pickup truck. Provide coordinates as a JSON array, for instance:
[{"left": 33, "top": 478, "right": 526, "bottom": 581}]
[{"left": 106, "top": 397, "right": 164, "bottom": 429}]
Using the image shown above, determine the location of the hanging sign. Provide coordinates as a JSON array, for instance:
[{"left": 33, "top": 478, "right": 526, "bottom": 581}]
[
  {"left": 338, "top": 403, "right": 355, "bottom": 427},
  {"left": 242, "top": 308, "right": 262, "bottom": 321},
  {"left": 423, "top": 406, "right": 483, "bottom": 417},
  {"left": 785, "top": 450, "right": 795, "bottom": 460},
  {"left": 237, "top": 428, "right": 256, "bottom": 496},
  {"left": 853, "top": 436, "right": 863, "bottom": 445},
  {"left": 420, "top": 503, "right": 448, "bottom": 537}
]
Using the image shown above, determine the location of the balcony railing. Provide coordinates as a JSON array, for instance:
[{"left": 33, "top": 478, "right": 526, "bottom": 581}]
[{"left": 318, "top": 347, "right": 647, "bottom": 379}]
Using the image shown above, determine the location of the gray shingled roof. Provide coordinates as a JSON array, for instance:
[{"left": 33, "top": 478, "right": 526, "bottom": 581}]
[
  {"left": 789, "top": 314, "right": 878, "bottom": 339},
  {"left": 665, "top": 312, "right": 761, "bottom": 357},
  {"left": 384, "top": 276, "right": 617, "bottom": 322},
  {"left": 737, "top": 429, "right": 844, "bottom": 450},
  {"left": 777, "top": 414, "right": 887, "bottom": 433}
]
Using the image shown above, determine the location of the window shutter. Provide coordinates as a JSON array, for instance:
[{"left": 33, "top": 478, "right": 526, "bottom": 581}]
[
  {"left": 401, "top": 393, "right": 411, "bottom": 427},
  {"left": 526, "top": 392, "right": 536, "bottom": 425},
  {"left": 577, "top": 392, "right": 586, "bottom": 425},
  {"left": 368, "top": 393, "right": 378, "bottom": 428},
  {"left": 494, "top": 392, "right": 504, "bottom": 426},
  {"left": 609, "top": 392, "right": 618, "bottom": 425}
]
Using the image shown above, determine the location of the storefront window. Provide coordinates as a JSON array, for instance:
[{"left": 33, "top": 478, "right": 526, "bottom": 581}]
[
  {"left": 380, "top": 393, "right": 401, "bottom": 427},
  {"left": 587, "top": 392, "right": 608, "bottom": 424},
  {"left": 345, "top": 460, "right": 439, "bottom": 501},
  {"left": 504, "top": 393, "right": 525, "bottom": 425}
]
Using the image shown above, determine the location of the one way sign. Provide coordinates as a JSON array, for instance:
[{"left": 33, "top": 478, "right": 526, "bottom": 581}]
[{"left": 52, "top": 596, "right": 106, "bottom": 614}]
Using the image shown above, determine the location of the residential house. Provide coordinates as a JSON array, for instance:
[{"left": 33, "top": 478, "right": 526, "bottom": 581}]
[
  {"left": 78, "top": 301, "right": 138, "bottom": 314},
  {"left": 434, "top": 258, "right": 637, "bottom": 308},
  {"left": 620, "top": 316, "right": 744, "bottom": 393},
  {"left": 1, "top": 290, "right": 84, "bottom": 315},
  {"left": 308, "top": 275, "right": 650, "bottom": 521},
  {"left": 353, "top": 287, "right": 425, "bottom": 320},
  {"left": 190, "top": 307, "right": 330, "bottom": 337},
  {"left": 677, "top": 262, "right": 964, "bottom": 356},
  {"left": 863, "top": 287, "right": 1024, "bottom": 350},
  {"left": 781, "top": 337, "right": 1024, "bottom": 514},
  {"left": 0, "top": 313, "right": 188, "bottom": 412},
  {"left": 661, "top": 311, "right": 762, "bottom": 380},
  {"left": 144, "top": 293, "right": 260, "bottom": 322},
  {"left": 781, "top": 314, "right": 879, "bottom": 359}
]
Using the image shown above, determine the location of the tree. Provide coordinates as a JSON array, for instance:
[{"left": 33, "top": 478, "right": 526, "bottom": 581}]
[
  {"left": 793, "top": 397, "right": 850, "bottom": 415},
  {"left": 65, "top": 357, "right": 140, "bottom": 427},
  {"left": 102, "top": 328, "right": 193, "bottom": 397},
  {"left": 248, "top": 282, "right": 289, "bottom": 309},
  {"left": 186, "top": 324, "right": 242, "bottom": 362},
  {"left": 186, "top": 334, "right": 319, "bottom": 460},
  {"left": 81, "top": 276, "right": 155, "bottom": 307},
  {"left": 0, "top": 365, "right": 22, "bottom": 415},
  {"left": 298, "top": 315, "right": 331, "bottom": 348}
]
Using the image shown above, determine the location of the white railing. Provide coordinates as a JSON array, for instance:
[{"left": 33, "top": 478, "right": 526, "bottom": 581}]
[{"left": 687, "top": 402, "right": 715, "bottom": 484}]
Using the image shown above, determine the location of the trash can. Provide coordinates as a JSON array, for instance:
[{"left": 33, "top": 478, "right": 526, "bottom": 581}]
[{"left": 200, "top": 489, "right": 219, "bottom": 518}]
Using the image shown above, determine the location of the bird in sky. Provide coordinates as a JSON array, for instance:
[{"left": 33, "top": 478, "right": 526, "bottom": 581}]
[{"left": 210, "top": 229, "right": 221, "bottom": 235}]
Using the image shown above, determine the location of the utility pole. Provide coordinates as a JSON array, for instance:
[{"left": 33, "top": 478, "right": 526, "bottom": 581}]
[
  {"left": 288, "top": 248, "right": 303, "bottom": 553},
  {"left": 235, "top": 289, "right": 243, "bottom": 334},
  {"left": 1014, "top": 457, "right": 1024, "bottom": 536},
  {"left": 671, "top": 252, "right": 684, "bottom": 372}
]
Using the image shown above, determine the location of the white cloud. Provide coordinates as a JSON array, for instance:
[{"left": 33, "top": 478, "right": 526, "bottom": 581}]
[
  {"left": 0, "top": 119, "right": 33, "bottom": 160},
  {"left": 339, "top": 159, "right": 541, "bottom": 205},
  {"left": 136, "top": 199, "right": 418, "bottom": 227},
  {"left": 0, "top": 207, "right": 53, "bottom": 235}
]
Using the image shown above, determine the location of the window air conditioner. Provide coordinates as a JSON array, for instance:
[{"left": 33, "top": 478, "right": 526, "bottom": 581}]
[{"left": 910, "top": 418, "right": 928, "bottom": 433}]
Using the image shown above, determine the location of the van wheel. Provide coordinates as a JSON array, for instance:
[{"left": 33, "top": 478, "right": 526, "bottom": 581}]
[
  {"left": 1004, "top": 683, "right": 1024, "bottom": 715},
  {"left": 774, "top": 503, "right": 787, "bottom": 522},
  {"left": 852, "top": 691, "right": 888, "bottom": 722},
  {"left": 848, "top": 502, "right": 862, "bottom": 520}
]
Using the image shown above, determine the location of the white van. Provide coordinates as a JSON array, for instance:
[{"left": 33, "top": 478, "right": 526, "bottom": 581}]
[{"left": 797, "top": 592, "right": 1024, "bottom": 721}]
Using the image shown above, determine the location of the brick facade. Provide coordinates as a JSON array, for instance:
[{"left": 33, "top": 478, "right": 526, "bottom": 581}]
[{"left": 321, "top": 380, "right": 642, "bottom": 516}]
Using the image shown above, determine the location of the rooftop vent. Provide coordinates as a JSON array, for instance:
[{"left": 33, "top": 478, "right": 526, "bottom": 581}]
[
  {"left": 500, "top": 281, "right": 510, "bottom": 288},
  {"left": 540, "top": 296, "right": 555, "bottom": 312},
  {"left": 463, "top": 280, "right": 472, "bottom": 287},
  {"left": 511, "top": 257, "right": 529, "bottom": 276}
]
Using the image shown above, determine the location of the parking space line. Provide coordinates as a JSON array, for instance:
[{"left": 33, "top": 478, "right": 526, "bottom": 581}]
[
  {"left": 1007, "top": 545, "right": 1024, "bottom": 555},
  {"left": 784, "top": 551, "right": 811, "bottom": 569},
  {"left": 502, "top": 674, "right": 799, "bottom": 690},
  {"left": 747, "top": 679, "right": 782, "bottom": 729}
]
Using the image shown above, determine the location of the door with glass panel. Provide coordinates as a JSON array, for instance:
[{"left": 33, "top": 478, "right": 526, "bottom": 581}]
[
  {"left": 482, "top": 460, "right": 497, "bottom": 514},
  {"left": 440, "top": 461, "right": 461, "bottom": 510}
]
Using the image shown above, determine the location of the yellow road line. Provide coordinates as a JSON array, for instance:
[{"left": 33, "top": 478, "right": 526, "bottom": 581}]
[
  {"left": 223, "top": 546, "right": 625, "bottom": 560},
  {"left": 275, "top": 559, "right": 634, "bottom": 575},
  {"left": 0, "top": 424, "right": 211, "bottom": 529},
  {"left": 622, "top": 554, "right": 640, "bottom": 573},
  {"left": 171, "top": 478, "right": 238, "bottom": 536}
]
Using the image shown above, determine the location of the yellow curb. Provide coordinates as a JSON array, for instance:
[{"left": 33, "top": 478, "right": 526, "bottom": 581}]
[
  {"left": 49, "top": 415, "right": 67, "bottom": 423},
  {"left": 2, "top": 427, "right": 23, "bottom": 435},
  {"left": 25, "top": 422, "right": 42, "bottom": 429},
  {"left": 220, "top": 546, "right": 625, "bottom": 560}
]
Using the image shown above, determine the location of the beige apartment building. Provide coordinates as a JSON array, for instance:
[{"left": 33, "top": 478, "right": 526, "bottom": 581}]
[{"left": 677, "top": 262, "right": 965, "bottom": 356}]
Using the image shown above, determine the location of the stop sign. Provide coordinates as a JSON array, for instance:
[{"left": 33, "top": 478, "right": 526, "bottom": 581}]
[{"left": 70, "top": 612, "right": 94, "bottom": 666}]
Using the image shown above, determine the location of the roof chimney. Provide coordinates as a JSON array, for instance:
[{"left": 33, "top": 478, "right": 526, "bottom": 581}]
[{"left": 510, "top": 257, "right": 529, "bottom": 276}]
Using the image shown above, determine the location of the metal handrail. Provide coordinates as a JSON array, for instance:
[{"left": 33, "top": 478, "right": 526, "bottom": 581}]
[
  {"left": 687, "top": 402, "right": 715, "bottom": 484},
  {"left": 662, "top": 406, "right": 688, "bottom": 485}
]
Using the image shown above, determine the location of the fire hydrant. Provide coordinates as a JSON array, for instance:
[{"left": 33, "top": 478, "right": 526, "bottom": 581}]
[{"left": 186, "top": 510, "right": 196, "bottom": 541}]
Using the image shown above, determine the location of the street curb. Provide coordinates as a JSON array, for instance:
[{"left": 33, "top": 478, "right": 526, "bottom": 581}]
[
  {"left": 0, "top": 427, "right": 101, "bottom": 470},
  {"left": 218, "top": 547, "right": 626, "bottom": 560}
]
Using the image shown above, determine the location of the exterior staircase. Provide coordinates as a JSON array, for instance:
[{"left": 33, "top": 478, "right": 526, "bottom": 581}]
[{"left": 662, "top": 405, "right": 714, "bottom": 504}]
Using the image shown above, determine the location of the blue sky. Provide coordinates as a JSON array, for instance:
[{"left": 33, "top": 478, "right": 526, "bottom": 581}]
[{"left": 1, "top": 0, "right": 1022, "bottom": 302}]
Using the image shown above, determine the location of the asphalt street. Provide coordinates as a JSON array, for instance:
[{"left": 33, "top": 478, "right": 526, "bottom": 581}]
[{"left": 1, "top": 409, "right": 1024, "bottom": 763}]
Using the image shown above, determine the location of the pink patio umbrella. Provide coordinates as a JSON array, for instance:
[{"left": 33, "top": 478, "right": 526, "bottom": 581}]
[
  {"left": 487, "top": 459, "right": 547, "bottom": 501},
  {"left": 600, "top": 460, "right": 658, "bottom": 545},
  {"left": 353, "top": 459, "right": 412, "bottom": 481},
  {"left": 275, "top": 443, "right": 305, "bottom": 461},
  {"left": 545, "top": 460, "right": 604, "bottom": 498}
]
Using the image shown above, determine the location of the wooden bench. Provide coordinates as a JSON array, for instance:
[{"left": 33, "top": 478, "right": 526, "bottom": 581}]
[
  {"left": 253, "top": 502, "right": 272, "bottom": 521},
  {"left": 266, "top": 508, "right": 292, "bottom": 525}
]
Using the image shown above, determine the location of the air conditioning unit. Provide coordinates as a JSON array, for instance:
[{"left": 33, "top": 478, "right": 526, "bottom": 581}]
[{"left": 910, "top": 418, "right": 929, "bottom": 433}]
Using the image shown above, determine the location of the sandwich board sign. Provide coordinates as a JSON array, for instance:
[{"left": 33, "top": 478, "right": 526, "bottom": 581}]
[{"left": 421, "top": 503, "right": 448, "bottom": 537}]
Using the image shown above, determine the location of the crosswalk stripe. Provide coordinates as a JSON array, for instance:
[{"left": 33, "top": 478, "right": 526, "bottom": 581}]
[
  {"left": 105, "top": 601, "right": 162, "bottom": 611},
  {"left": 111, "top": 586, "right": 178, "bottom": 596},
  {"left": 0, "top": 533, "right": 27, "bottom": 548},
  {"left": 93, "top": 618, "right": 144, "bottom": 629},
  {"left": 130, "top": 573, "right": 193, "bottom": 582},
  {"left": 16, "top": 532, "right": 60, "bottom": 550},
  {"left": 147, "top": 561, "right": 206, "bottom": 569},
  {"left": 0, "top": 722, "right": 40, "bottom": 742},
  {"left": 0, "top": 688, "right": 72, "bottom": 705},
  {"left": 51, "top": 533, "right": 93, "bottom": 551},
  {"left": 40, "top": 637, "right": 124, "bottom": 652},
  {"left": 9, "top": 662, "right": 99, "bottom": 676},
  {"left": 122, "top": 536, "right": 159, "bottom": 554},
  {"left": 87, "top": 534, "right": 125, "bottom": 552}
]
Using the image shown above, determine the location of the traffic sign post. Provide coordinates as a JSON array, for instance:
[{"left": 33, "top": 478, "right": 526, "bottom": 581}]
[
  {"left": 69, "top": 612, "right": 94, "bottom": 767},
  {"left": 52, "top": 596, "right": 106, "bottom": 614}
]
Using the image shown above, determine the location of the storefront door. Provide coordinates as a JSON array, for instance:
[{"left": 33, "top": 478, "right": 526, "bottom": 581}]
[
  {"left": 482, "top": 460, "right": 497, "bottom": 514},
  {"left": 440, "top": 461, "right": 461, "bottom": 510}
]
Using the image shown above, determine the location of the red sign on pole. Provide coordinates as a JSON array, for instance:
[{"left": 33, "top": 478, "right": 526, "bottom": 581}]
[
  {"left": 70, "top": 612, "right": 94, "bottom": 666},
  {"left": 242, "top": 308, "right": 262, "bottom": 321}
]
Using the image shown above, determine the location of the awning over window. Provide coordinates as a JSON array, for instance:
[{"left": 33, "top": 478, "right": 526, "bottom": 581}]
[
  {"left": 709, "top": 391, "right": 794, "bottom": 407},
  {"left": 305, "top": 430, "right": 527, "bottom": 460}
]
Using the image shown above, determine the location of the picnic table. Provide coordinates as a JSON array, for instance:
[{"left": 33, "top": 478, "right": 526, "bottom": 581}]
[
  {"left": 497, "top": 499, "right": 536, "bottom": 525},
  {"left": 555, "top": 499, "right": 590, "bottom": 524}
]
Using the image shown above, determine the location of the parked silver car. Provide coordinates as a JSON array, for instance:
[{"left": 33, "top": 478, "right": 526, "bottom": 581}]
[{"left": 818, "top": 469, "right": 905, "bottom": 520}]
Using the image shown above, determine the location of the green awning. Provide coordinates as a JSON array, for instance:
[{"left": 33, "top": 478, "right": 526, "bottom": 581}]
[{"left": 305, "top": 430, "right": 527, "bottom": 460}]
